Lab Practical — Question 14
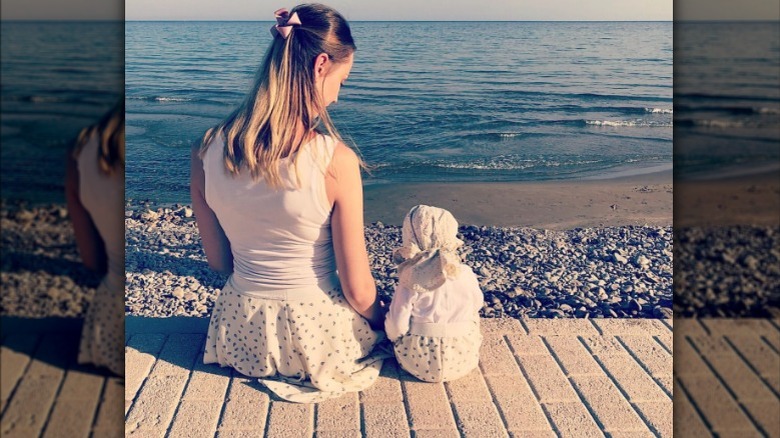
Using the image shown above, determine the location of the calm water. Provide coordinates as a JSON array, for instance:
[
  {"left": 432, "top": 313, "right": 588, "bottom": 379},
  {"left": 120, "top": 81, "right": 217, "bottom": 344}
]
[
  {"left": 0, "top": 22, "right": 123, "bottom": 203},
  {"left": 126, "top": 21, "right": 673, "bottom": 203},
  {"left": 675, "top": 22, "right": 780, "bottom": 179}
]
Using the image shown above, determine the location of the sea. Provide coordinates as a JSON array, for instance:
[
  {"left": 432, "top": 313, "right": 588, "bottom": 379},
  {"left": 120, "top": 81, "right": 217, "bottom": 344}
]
[
  {"left": 674, "top": 21, "right": 780, "bottom": 180},
  {"left": 124, "top": 21, "right": 674, "bottom": 203},
  {"left": 0, "top": 21, "right": 123, "bottom": 204},
  {"left": 4, "top": 21, "right": 778, "bottom": 205}
]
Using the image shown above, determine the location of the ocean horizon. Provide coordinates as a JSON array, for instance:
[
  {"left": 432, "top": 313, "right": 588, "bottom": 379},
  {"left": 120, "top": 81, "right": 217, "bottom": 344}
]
[
  {"left": 126, "top": 21, "right": 674, "bottom": 203},
  {"left": 3, "top": 21, "right": 778, "bottom": 205}
]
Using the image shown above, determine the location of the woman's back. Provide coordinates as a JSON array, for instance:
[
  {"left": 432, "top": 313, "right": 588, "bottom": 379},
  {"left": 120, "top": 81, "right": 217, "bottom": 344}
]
[{"left": 202, "top": 132, "right": 337, "bottom": 289}]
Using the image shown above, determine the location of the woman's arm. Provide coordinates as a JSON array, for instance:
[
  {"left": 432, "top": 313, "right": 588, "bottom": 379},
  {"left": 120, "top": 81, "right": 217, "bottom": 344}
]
[
  {"left": 190, "top": 144, "right": 233, "bottom": 274},
  {"left": 64, "top": 148, "right": 107, "bottom": 274},
  {"left": 327, "top": 143, "right": 385, "bottom": 329}
]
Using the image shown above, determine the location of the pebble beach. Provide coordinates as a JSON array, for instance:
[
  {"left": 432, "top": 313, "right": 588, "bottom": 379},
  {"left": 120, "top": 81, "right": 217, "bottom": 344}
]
[{"left": 122, "top": 199, "right": 674, "bottom": 320}]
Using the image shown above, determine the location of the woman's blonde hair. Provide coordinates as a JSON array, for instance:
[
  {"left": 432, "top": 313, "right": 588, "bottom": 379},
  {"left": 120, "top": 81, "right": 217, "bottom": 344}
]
[
  {"left": 73, "top": 100, "right": 125, "bottom": 175},
  {"left": 200, "top": 3, "right": 357, "bottom": 188}
]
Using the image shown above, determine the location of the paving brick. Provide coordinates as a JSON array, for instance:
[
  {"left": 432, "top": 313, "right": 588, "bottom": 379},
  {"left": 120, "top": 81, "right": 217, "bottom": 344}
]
[
  {"left": 360, "top": 365, "right": 404, "bottom": 404},
  {"left": 182, "top": 362, "right": 231, "bottom": 400},
  {"left": 544, "top": 336, "right": 603, "bottom": 376},
  {"left": 508, "top": 432, "right": 557, "bottom": 438},
  {"left": 168, "top": 399, "right": 223, "bottom": 438},
  {"left": 42, "top": 368, "right": 104, "bottom": 438},
  {"left": 484, "top": 374, "right": 551, "bottom": 432},
  {"left": 597, "top": 354, "right": 669, "bottom": 402},
  {"left": 450, "top": 402, "right": 507, "bottom": 437},
  {"left": 25, "top": 334, "right": 75, "bottom": 376},
  {"left": 523, "top": 319, "right": 598, "bottom": 336},
  {"left": 125, "top": 427, "right": 166, "bottom": 437},
  {"left": 505, "top": 334, "right": 548, "bottom": 356},
  {"left": 742, "top": 399, "right": 780, "bottom": 438},
  {"left": 690, "top": 334, "right": 732, "bottom": 356},
  {"left": 149, "top": 333, "right": 204, "bottom": 377},
  {"left": 362, "top": 402, "right": 408, "bottom": 436},
  {"left": 43, "top": 399, "right": 97, "bottom": 438},
  {"left": 580, "top": 335, "right": 626, "bottom": 357},
  {"left": 632, "top": 401, "right": 672, "bottom": 437},
  {"left": 402, "top": 380, "right": 457, "bottom": 431},
  {"left": 411, "top": 430, "right": 460, "bottom": 438},
  {"left": 676, "top": 373, "right": 756, "bottom": 434},
  {"left": 654, "top": 332, "right": 672, "bottom": 353},
  {"left": 0, "top": 334, "right": 38, "bottom": 407},
  {"left": 226, "top": 376, "right": 270, "bottom": 403},
  {"left": 315, "top": 392, "right": 359, "bottom": 432},
  {"left": 700, "top": 318, "right": 779, "bottom": 340},
  {"left": 316, "top": 431, "right": 362, "bottom": 438},
  {"left": 125, "top": 333, "right": 167, "bottom": 400},
  {"left": 219, "top": 378, "right": 269, "bottom": 431},
  {"left": 592, "top": 319, "right": 669, "bottom": 336},
  {"left": 672, "top": 379, "right": 710, "bottom": 437},
  {"left": 216, "top": 431, "right": 264, "bottom": 438},
  {"left": 482, "top": 318, "right": 526, "bottom": 335},
  {"left": 727, "top": 334, "right": 780, "bottom": 379},
  {"left": 765, "top": 375, "right": 780, "bottom": 394},
  {"left": 542, "top": 402, "right": 601, "bottom": 437},
  {"left": 673, "top": 338, "right": 710, "bottom": 377},
  {"left": 313, "top": 431, "right": 362, "bottom": 438},
  {"left": 444, "top": 368, "right": 492, "bottom": 404},
  {"left": 674, "top": 319, "right": 707, "bottom": 338},
  {"left": 570, "top": 374, "right": 648, "bottom": 432},
  {"left": 218, "top": 400, "right": 268, "bottom": 431},
  {"left": 479, "top": 336, "right": 521, "bottom": 376},
  {"left": 516, "top": 354, "right": 578, "bottom": 403},
  {"left": 92, "top": 377, "right": 124, "bottom": 436},
  {"left": 125, "top": 374, "right": 188, "bottom": 433},
  {"left": 618, "top": 336, "right": 672, "bottom": 376},
  {"left": 0, "top": 374, "right": 62, "bottom": 436},
  {"left": 265, "top": 402, "right": 313, "bottom": 437},
  {"left": 606, "top": 431, "right": 655, "bottom": 438},
  {"left": 703, "top": 350, "right": 776, "bottom": 402},
  {"left": 653, "top": 375, "right": 673, "bottom": 398}
]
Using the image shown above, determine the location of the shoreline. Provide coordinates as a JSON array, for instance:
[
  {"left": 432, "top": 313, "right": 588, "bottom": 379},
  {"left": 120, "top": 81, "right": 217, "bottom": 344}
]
[{"left": 364, "top": 169, "right": 673, "bottom": 229}]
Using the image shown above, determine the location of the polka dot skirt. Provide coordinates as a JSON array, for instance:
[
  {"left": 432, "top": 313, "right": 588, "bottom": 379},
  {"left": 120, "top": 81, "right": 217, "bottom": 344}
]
[
  {"left": 394, "top": 326, "right": 481, "bottom": 383},
  {"left": 78, "top": 276, "right": 124, "bottom": 376},
  {"left": 204, "top": 280, "right": 388, "bottom": 403}
]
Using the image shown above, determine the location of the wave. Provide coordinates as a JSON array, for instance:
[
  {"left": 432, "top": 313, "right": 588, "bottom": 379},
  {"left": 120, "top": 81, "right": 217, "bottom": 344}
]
[
  {"left": 756, "top": 107, "right": 780, "bottom": 115},
  {"left": 154, "top": 97, "right": 192, "bottom": 102},
  {"left": 675, "top": 104, "right": 780, "bottom": 116},
  {"left": 692, "top": 119, "right": 754, "bottom": 129},
  {"left": 644, "top": 107, "right": 673, "bottom": 114},
  {"left": 585, "top": 120, "right": 672, "bottom": 127}
]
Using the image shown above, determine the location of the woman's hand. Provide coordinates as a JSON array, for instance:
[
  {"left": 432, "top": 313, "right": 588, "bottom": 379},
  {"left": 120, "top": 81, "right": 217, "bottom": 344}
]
[
  {"left": 190, "top": 142, "right": 233, "bottom": 274},
  {"left": 327, "top": 143, "right": 384, "bottom": 328}
]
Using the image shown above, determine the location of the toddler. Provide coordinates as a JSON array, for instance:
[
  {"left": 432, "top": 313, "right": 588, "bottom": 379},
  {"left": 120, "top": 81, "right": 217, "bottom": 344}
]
[{"left": 385, "top": 205, "right": 483, "bottom": 382}]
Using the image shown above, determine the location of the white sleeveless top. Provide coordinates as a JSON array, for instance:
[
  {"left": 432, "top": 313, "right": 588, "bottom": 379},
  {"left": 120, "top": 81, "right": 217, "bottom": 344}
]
[
  {"left": 203, "top": 132, "right": 338, "bottom": 290},
  {"left": 77, "top": 131, "right": 125, "bottom": 290}
]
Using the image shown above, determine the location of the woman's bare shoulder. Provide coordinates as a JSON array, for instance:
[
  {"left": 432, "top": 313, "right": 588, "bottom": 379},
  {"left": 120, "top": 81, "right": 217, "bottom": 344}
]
[{"left": 328, "top": 141, "right": 360, "bottom": 176}]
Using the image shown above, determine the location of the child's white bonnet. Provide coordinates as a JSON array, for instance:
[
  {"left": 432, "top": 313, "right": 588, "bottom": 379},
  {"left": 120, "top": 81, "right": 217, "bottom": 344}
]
[{"left": 393, "top": 205, "right": 463, "bottom": 292}]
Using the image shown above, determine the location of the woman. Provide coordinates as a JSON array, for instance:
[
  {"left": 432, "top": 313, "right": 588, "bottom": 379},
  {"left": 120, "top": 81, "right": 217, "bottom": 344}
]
[
  {"left": 191, "top": 4, "right": 387, "bottom": 403},
  {"left": 65, "top": 101, "right": 125, "bottom": 376}
]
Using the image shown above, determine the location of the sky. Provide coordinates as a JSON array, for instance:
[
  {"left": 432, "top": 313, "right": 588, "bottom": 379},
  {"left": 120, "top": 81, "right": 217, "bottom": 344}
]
[{"left": 1, "top": 0, "right": 778, "bottom": 21}]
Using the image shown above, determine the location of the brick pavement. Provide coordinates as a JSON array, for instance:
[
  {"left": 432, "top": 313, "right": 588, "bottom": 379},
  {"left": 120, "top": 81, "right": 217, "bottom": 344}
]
[{"left": 2, "top": 317, "right": 778, "bottom": 437}]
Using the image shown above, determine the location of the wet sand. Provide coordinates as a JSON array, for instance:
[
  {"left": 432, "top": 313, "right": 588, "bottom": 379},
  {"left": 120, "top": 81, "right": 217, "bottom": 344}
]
[{"left": 364, "top": 170, "right": 673, "bottom": 229}]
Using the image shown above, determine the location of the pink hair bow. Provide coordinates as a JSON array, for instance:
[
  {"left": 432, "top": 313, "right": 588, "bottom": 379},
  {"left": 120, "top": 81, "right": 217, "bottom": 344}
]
[{"left": 270, "top": 8, "right": 302, "bottom": 39}]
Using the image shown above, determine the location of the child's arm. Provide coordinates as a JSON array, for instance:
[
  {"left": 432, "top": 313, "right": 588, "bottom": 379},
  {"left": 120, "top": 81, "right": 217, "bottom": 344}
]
[
  {"left": 466, "top": 269, "right": 485, "bottom": 314},
  {"left": 384, "top": 285, "right": 415, "bottom": 342}
]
